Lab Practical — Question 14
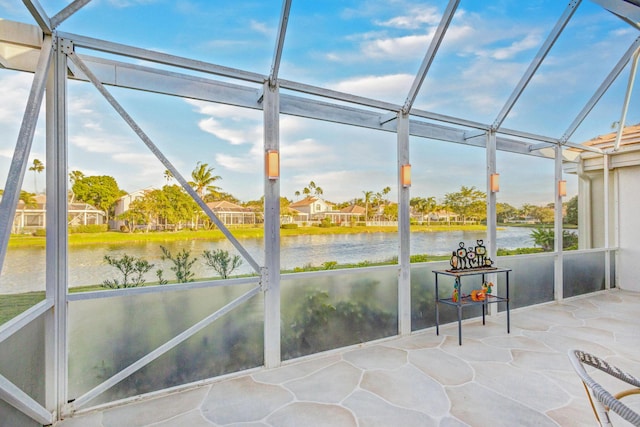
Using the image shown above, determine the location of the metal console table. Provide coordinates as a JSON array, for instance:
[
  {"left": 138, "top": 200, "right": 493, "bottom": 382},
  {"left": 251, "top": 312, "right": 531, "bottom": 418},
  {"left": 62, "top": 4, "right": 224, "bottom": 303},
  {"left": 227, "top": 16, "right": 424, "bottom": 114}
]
[{"left": 433, "top": 267, "right": 511, "bottom": 345}]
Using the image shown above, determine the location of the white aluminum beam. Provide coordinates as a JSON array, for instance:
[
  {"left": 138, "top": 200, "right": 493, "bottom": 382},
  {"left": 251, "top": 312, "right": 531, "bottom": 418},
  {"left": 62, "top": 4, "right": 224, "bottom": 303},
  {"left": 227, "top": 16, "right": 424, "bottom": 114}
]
[
  {"left": 589, "top": 0, "right": 640, "bottom": 29},
  {"left": 269, "top": 0, "right": 291, "bottom": 86},
  {"left": 613, "top": 44, "right": 640, "bottom": 151},
  {"left": 0, "top": 36, "right": 52, "bottom": 279},
  {"left": 604, "top": 154, "right": 611, "bottom": 289},
  {"left": 397, "top": 114, "right": 411, "bottom": 335},
  {"left": 67, "top": 277, "right": 259, "bottom": 301},
  {"left": 263, "top": 81, "right": 281, "bottom": 368},
  {"left": 492, "top": 0, "right": 581, "bottom": 130},
  {"left": 554, "top": 146, "right": 564, "bottom": 301},
  {"left": 58, "top": 31, "right": 266, "bottom": 84},
  {"left": 278, "top": 78, "right": 401, "bottom": 112},
  {"left": 50, "top": 0, "right": 93, "bottom": 29},
  {"left": 0, "top": 20, "right": 43, "bottom": 72},
  {"left": 0, "top": 300, "right": 52, "bottom": 344},
  {"left": 486, "top": 131, "right": 498, "bottom": 316},
  {"left": 67, "top": 50, "right": 262, "bottom": 274},
  {"left": 407, "top": 108, "right": 491, "bottom": 132},
  {"left": 562, "top": 37, "right": 640, "bottom": 143},
  {"left": 402, "top": 0, "right": 459, "bottom": 114},
  {"left": 46, "top": 37, "right": 70, "bottom": 417},
  {"left": 379, "top": 112, "right": 398, "bottom": 125},
  {"left": 22, "top": 0, "right": 52, "bottom": 34}
]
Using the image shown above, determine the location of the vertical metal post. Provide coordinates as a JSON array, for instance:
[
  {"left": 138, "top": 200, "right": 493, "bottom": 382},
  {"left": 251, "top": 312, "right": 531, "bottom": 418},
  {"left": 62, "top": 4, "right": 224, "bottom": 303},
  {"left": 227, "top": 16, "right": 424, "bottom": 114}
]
[
  {"left": 263, "top": 80, "right": 281, "bottom": 368},
  {"left": 397, "top": 113, "right": 411, "bottom": 335},
  {"left": 554, "top": 146, "right": 564, "bottom": 301},
  {"left": 486, "top": 131, "right": 498, "bottom": 315},
  {"left": 45, "top": 36, "right": 69, "bottom": 418},
  {"left": 613, "top": 168, "right": 620, "bottom": 287},
  {"left": 604, "top": 154, "right": 610, "bottom": 289}
]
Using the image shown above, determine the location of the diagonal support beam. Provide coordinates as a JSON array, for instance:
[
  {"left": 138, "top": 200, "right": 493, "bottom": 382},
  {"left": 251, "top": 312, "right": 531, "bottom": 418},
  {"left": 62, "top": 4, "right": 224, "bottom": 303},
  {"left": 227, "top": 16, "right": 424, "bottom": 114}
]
[
  {"left": 492, "top": 0, "right": 581, "bottom": 130},
  {"left": 269, "top": 0, "right": 291, "bottom": 87},
  {"left": 22, "top": 0, "right": 52, "bottom": 34},
  {"left": 70, "top": 285, "right": 261, "bottom": 410},
  {"left": 66, "top": 49, "right": 262, "bottom": 273},
  {"left": 51, "top": 0, "right": 93, "bottom": 29},
  {"left": 613, "top": 43, "right": 640, "bottom": 151},
  {"left": 0, "top": 374, "right": 52, "bottom": 425},
  {"left": 402, "top": 0, "right": 460, "bottom": 114},
  {"left": 561, "top": 37, "right": 640, "bottom": 143},
  {"left": 589, "top": 0, "right": 640, "bottom": 30},
  {"left": 0, "top": 36, "right": 52, "bottom": 282}
]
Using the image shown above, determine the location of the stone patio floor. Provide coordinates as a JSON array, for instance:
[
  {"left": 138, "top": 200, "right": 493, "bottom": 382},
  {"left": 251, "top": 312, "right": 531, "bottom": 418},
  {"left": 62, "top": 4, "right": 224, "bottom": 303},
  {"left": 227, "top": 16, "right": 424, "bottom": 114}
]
[{"left": 55, "top": 289, "right": 640, "bottom": 427}]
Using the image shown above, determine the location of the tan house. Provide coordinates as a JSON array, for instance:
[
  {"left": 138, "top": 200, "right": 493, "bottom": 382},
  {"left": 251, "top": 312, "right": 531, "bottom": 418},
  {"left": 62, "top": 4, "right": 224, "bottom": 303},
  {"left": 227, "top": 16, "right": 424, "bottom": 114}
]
[
  {"left": 287, "top": 196, "right": 331, "bottom": 223},
  {"left": 205, "top": 200, "right": 257, "bottom": 226},
  {"left": 8, "top": 194, "right": 106, "bottom": 233}
]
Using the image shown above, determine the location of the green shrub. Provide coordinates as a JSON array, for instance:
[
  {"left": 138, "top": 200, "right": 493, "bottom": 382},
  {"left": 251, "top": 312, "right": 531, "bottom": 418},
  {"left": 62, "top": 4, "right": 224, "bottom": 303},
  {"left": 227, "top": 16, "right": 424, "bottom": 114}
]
[
  {"left": 318, "top": 217, "right": 333, "bottom": 228},
  {"left": 32, "top": 229, "right": 46, "bottom": 237},
  {"left": 69, "top": 224, "right": 109, "bottom": 233},
  {"left": 103, "top": 254, "right": 154, "bottom": 288},
  {"left": 281, "top": 223, "right": 298, "bottom": 229}
]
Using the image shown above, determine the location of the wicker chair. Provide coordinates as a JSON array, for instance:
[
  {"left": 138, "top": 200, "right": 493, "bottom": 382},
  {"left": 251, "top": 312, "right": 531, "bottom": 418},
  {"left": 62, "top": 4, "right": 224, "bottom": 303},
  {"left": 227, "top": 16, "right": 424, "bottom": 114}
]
[{"left": 568, "top": 349, "right": 640, "bottom": 426}]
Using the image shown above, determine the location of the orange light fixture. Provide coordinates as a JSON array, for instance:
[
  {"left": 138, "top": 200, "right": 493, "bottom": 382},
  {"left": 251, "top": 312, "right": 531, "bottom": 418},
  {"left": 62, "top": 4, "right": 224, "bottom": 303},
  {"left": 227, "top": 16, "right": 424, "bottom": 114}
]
[
  {"left": 558, "top": 180, "right": 567, "bottom": 197},
  {"left": 266, "top": 150, "right": 279, "bottom": 180},
  {"left": 490, "top": 173, "right": 500, "bottom": 193},
  {"left": 401, "top": 164, "right": 411, "bottom": 187}
]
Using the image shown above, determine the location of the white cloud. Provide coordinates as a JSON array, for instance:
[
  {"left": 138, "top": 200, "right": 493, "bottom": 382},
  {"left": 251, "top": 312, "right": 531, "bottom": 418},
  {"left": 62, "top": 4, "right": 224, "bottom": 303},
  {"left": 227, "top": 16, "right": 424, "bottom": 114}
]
[
  {"left": 0, "top": 148, "right": 14, "bottom": 159},
  {"left": 215, "top": 153, "right": 257, "bottom": 173},
  {"left": 197, "top": 117, "right": 262, "bottom": 146},
  {"left": 361, "top": 33, "right": 432, "bottom": 59},
  {"left": 107, "top": 0, "right": 157, "bottom": 8},
  {"left": 250, "top": 20, "right": 271, "bottom": 36},
  {"left": 375, "top": 6, "right": 441, "bottom": 29},
  {"left": 490, "top": 33, "right": 542, "bottom": 60},
  {"left": 70, "top": 134, "right": 133, "bottom": 154},
  {"left": 112, "top": 152, "right": 163, "bottom": 177},
  {"left": 0, "top": 73, "right": 31, "bottom": 124},
  {"left": 187, "top": 99, "right": 261, "bottom": 121},
  {"left": 327, "top": 73, "right": 413, "bottom": 101}
]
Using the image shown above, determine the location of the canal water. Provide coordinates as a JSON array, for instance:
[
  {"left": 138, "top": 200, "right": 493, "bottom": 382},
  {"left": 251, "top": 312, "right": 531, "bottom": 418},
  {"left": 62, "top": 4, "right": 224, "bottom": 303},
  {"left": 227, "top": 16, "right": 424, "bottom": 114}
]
[{"left": 1, "top": 227, "right": 534, "bottom": 294}]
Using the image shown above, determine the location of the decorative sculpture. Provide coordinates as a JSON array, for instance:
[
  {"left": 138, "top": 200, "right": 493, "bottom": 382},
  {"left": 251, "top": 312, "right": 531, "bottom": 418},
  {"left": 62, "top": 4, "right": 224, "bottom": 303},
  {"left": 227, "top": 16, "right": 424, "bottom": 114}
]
[{"left": 448, "top": 241, "right": 495, "bottom": 271}]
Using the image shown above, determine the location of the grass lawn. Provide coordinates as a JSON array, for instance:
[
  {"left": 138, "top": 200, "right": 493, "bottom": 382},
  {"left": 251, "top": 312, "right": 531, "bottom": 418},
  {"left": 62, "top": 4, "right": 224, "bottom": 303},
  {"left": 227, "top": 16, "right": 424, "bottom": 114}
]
[{"left": 8, "top": 224, "right": 489, "bottom": 248}]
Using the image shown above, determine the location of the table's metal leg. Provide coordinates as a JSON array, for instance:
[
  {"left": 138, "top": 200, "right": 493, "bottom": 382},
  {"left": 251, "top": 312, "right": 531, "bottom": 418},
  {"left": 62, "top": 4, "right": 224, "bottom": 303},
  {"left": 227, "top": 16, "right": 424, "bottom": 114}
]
[
  {"left": 457, "top": 303, "right": 462, "bottom": 345},
  {"left": 482, "top": 300, "right": 486, "bottom": 325},
  {"left": 506, "top": 271, "right": 510, "bottom": 334},
  {"left": 435, "top": 274, "right": 439, "bottom": 336}
]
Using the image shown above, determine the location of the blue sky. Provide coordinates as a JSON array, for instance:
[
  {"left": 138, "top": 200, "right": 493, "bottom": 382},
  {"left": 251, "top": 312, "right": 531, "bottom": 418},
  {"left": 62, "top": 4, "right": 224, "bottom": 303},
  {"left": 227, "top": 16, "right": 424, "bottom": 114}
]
[{"left": 0, "top": 0, "right": 638, "bottom": 207}]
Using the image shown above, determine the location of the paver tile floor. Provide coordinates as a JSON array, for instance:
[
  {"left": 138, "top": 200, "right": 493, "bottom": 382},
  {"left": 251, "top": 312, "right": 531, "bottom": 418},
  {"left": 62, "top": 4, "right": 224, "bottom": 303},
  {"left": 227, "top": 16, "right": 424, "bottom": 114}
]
[{"left": 55, "top": 289, "right": 640, "bottom": 426}]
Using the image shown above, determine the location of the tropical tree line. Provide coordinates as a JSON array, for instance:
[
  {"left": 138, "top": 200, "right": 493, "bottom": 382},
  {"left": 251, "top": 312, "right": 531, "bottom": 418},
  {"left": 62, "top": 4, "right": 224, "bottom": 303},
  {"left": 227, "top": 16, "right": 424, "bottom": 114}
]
[{"left": 9, "top": 160, "right": 578, "bottom": 229}]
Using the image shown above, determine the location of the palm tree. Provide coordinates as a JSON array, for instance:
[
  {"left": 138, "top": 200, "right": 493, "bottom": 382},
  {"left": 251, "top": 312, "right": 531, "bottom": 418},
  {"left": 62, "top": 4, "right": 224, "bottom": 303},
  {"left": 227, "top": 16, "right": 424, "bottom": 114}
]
[
  {"left": 189, "top": 162, "right": 222, "bottom": 199},
  {"left": 294, "top": 190, "right": 300, "bottom": 200},
  {"left": 68, "top": 170, "right": 85, "bottom": 203},
  {"left": 69, "top": 170, "right": 84, "bottom": 185},
  {"left": 314, "top": 186, "right": 323, "bottom": 196},
  {"left": 362, "top": 190, "right": 373, "bottom": 222},
  {"left": 426, "top": 196, "right": 437, "bottom": 224},
  {"left": 381, "top": 186, "right": 391, "bottom": 203},
  {"left": 29, "top": 159, "right": 44, "bottom": 194},
  {"left": 164, "top": 169, "right": 174, "bottom": 184},
  {"left": 20, "top": 190, "right": 37, "bottom": 208}
]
